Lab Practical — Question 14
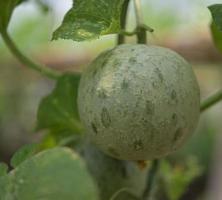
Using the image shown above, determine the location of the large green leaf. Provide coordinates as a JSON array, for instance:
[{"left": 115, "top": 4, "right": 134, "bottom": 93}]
[
  {"left": 36, "top": 73, "right": 83, "bottom": 137},
  {"left": 208, "top": 4, "right": 222, "bottom": 31},
  {"left": 0, "top": 0, "right": 26, "bottom": 32},
  {"left": 53, "top": 0, "right": 126, "bottom": 41},
  {"left": 1, "top": 147, "right": 99, "bottom": 200},
  {"left": 211, "top": 21, "right": 222, "bottom": 53},
  {"left": 0, "top": 175, "right": 13, "bottom": 200}
]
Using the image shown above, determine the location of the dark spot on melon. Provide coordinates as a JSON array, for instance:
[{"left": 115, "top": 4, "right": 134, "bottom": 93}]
[
  {"left": 93, "top": 69, "right": 98, "bottom": 76},
  {"left": 171, "top": 90, "right": 177, "bottom": 102},
  {"left": 146, "top": 100, "right": 154, "bottom": 115},
  {"left": 152, "top": 81, "right": 159, "bottom": 88},
  {"left": 108, "top": 147, "right": 120, "bottom": 157},
  {"left": 101, "top": 108, "right": 111, "bottom": 128},
  {"left": 101, "top": 59, "right": 109, "bottom": 68},
  {"left": 141, "top": 119, "right": 155, "bottom": 139},
  {"left": 121, "top": 79, "right": 129, "bottom": 89},
  {"left": 98, "top": 89, "right": 107, "bottom": 98},
  {"left": 173, "top": 128, "right": 184, "bottom": 143},
  {"left": 91, "top": 122, "right": 98, "bottom": 134},
  {"left": 171, "top": 113, "right": 178, "bottom": 125},
  {"left": 129, "top": 57, "right": 137, "bottom": 64},
  {"left": 112, "top": 59, "right": 120, "bottom": 67},
  {"left": 154, "top": 68, "right": 164, "bottom": 82},
  {"left": 90, "top": 84, "right": 96, "bottom": 94},
  {"left": 133, "top": 140, "right": 144, "bottom": 151}
]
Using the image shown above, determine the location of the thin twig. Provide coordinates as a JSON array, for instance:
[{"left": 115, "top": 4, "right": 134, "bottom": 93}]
[
  {"left": 1, "top": 30, "right": 62, "bottom": 80},
  {"left": 200, "top": 89, "right": 222, "bottom": 112}
]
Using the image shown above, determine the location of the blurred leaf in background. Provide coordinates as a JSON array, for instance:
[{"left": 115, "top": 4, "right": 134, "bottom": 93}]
[
  {"left": 210, "top": 21, "right": 222, "bottom": 53},
  {"left": 209, "top": 4, "right": 222, "bottom": 31},
  {"left": 36, "top": 73, "right": 83, "bottom": 143},
  {"left": 209, "top": 4, "right": 222, "bottom": 53}
]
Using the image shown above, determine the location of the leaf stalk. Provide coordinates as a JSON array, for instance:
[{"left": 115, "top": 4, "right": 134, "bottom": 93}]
[{"left": 200, "top": 89, "right": 222, "bottom": 112}]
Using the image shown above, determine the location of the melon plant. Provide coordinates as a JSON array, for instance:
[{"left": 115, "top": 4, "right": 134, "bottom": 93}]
[
  {"left": 0, "top": 0, "right": 222, "bottom": 200},
  {"left": 78, "top": 44, "right": 200, "bottom": 160}
]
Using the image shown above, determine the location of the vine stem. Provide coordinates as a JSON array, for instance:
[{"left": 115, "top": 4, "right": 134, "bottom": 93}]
[
  {"left": 200, "top": 89, "right": 222, "bottom": 112},
  {"left": 1, "top": 30, "right": 62, "bottom": 80},
  {"left": 133, "top": 0, "right": 147, "bottom": 44},
  {"left": 117, "top": 0, "right": 130, "bottom": 45}
]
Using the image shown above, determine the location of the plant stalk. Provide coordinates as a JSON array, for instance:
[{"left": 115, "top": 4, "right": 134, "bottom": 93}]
[
  {"left": 1, "top": 30, "right": 62, "bottom": 80},
  {"left": 133, "top": 0, "right": 147, "bottom": 44},
  {"left": 200, "top": 89, "right": 222, "bottom": 112}
]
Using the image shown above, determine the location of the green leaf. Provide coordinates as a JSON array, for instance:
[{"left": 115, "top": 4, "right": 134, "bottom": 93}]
[
  {"left": 210, "top": 21, "right": 222, "bottom": 53},
  {"left": 36, "top": 73, "right": 83, "bottom": 137},
  {"left": 0, "top": 164, "right": 11, "bottom": 200},
  {"left": 0, "top": 175, "right": 13, "bottom": 200},
  {"left": 10, "top": 144, "right": 38, "bottom": 168},
  {"left": 8, "top": 148, "right": 99, "bottom": 200},
  {"left": 0, "top": 163, "right": 8, "bottom": 177},
  {"left": 52, "top": 0, "right": 126, "bottom": 41},
  {"left": 208, "top": 4, "right": 222, "bottom": 31},
  {"left": 0, "top": 0, "right": 26, "bottom": 32}
]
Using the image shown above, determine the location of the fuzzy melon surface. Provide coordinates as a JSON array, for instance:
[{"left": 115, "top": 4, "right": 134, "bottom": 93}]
[{"left": 78, "top": 44, "right": 200, "bottom": 160}]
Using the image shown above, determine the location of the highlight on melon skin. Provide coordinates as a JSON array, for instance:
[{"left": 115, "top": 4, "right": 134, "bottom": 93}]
[{"left": 78, "top": 44, "right": 200, "bottom": 161}]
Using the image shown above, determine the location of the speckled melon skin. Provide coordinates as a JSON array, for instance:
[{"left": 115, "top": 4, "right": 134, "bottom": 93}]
[{"left": 78, "top": 44, "right": 200, "bottom": 161}]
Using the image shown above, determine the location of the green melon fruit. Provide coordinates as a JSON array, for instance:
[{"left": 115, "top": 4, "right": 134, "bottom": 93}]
[{"left": 78, "top": 44, "right": 200, "bottom": 160}]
